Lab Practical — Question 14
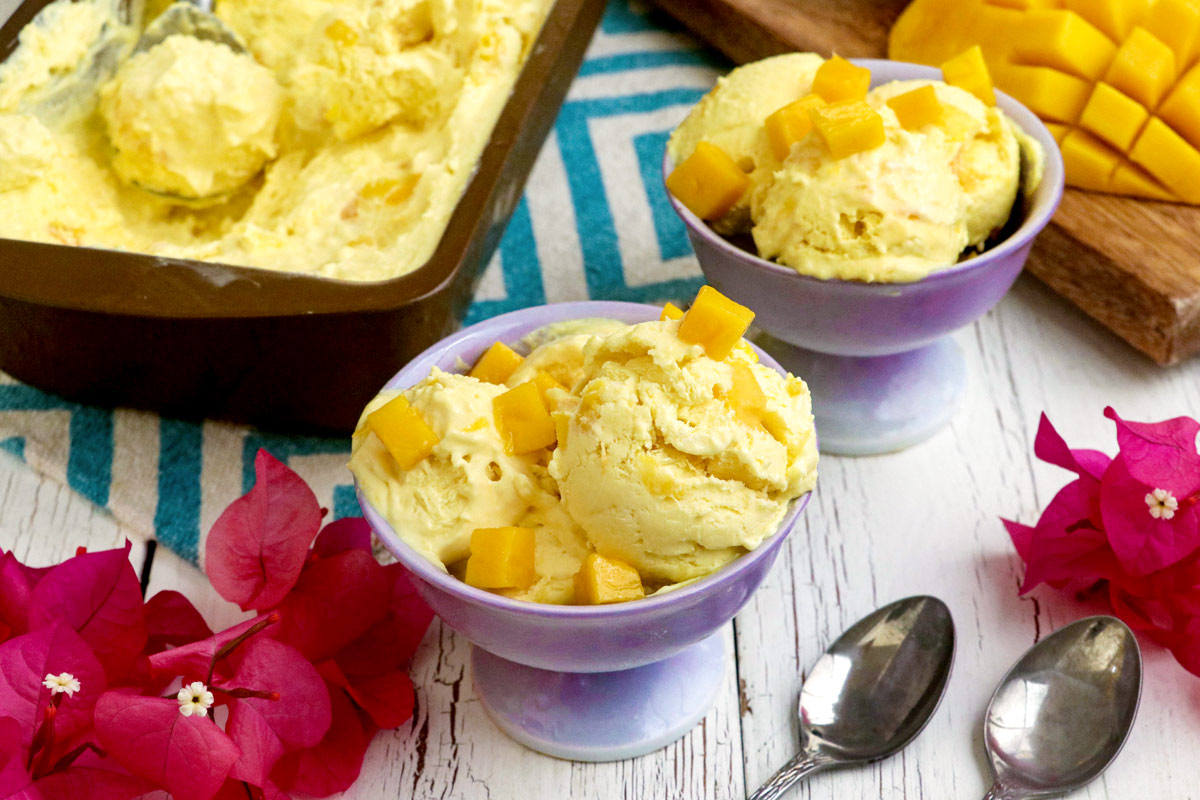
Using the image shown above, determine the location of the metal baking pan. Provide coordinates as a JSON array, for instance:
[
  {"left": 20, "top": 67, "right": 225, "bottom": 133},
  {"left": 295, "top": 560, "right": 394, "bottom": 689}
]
[{"left": 0, "top": 0, "right": 605, "bottom": 431}]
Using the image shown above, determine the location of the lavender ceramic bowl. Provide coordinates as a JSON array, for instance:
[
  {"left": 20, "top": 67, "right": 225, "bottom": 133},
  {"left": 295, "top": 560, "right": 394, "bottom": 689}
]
[
  {"left": 357, "top": 301, "right": 811, "bottom": 760},
  {"left": 665, "top": 60, "right": 1065, "bottom": 455}
]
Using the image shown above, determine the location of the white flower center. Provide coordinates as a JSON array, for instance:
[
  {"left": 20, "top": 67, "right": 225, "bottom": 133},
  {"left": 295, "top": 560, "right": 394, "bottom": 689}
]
[
  {"left": 177, "top": 681, "right": 215, "bottom": 718},
  {"left": 42, "top": 672, "right": 80, "bottom": 697},
  {"left": 1146, "top": 488, "right": 1179, "bottom": 520}
]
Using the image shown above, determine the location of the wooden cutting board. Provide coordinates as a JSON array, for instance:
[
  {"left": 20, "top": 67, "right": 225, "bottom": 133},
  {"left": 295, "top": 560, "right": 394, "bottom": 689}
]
[{"left": 651, "top": 0, "right": 1200, "bottom": 365}]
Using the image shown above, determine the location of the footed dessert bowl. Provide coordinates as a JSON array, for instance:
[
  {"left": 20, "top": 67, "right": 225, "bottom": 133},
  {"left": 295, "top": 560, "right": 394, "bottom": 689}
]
[
  {"left": 666, "top": 59, "right": 1065, "bottom": 455},
  {"left": 357, "top": 301, "right": 812, "bottom": 761}
]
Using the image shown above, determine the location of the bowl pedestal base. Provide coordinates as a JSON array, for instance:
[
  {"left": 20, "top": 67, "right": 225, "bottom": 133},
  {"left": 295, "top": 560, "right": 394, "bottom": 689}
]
[
  {"left": 752, "top": 333, "right": 967, "bottom": 456},
  {"left": 471, "top": 631, "right": 726, "bottom": 762}
]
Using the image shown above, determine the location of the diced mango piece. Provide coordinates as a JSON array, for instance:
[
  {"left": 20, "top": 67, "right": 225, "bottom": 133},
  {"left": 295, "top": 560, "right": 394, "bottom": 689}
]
[
  {"left": 810, "top": 101, "right": 887, "bottom": 160},
  {"left": 325, "top": 19, "right": 359, "bottom": 46},
  {"left": 493, "top": 381, "right": 557, "bottom": 454},
  {"left": 1130, "top": 117, "right": 1200, "bottom": 202},
  {"left": 886, "top": 85, "right": 944, "bottom": 130},
  {"left": 1144, "top": 0, "right": 1200, "bottom": 67},
  {"left": 367, "top": 395, "right": 439, "bottom": 470},
  {"left": 997, "top": 64, "right": 1091, "bottom": 122},
  {"left": 1011, "top": 10, "right": 1117, "bottom": 79},
  {"left": 1104, "top": 27, "right": 1176, "bottom": 108},
  {"left": 1064, "top": 0, "right": 1150, "bottom": 42},
  {"left": 941, "top": 45, "right": 996, "bottom": 105},
  {"left": 1109, "top": 162, "right": 1178, "bottom": 201},
  {"left": 764, "top": 94, "right": 826, "bottom": 160},
  {"left": 465, "top": 527, "right": 537, "bottom": 590},
  {"left": 1079, "top": 83, "right": 1148, "bottom": 150},
  {"left": 1044, "top": 122, "right": 1070, "bottom": 143},
  {"left": 1060, "top": 130, "right": 1121, "bottom": 190},
  {"left": 660, "top": 302, "right": 684, "bottom": 321},
  {"left": 678, "top": 285, "right": 756, "bottom": 360},
  {"left": 469, "top": 341, "right": 524, "bottom": 385},
  {"left": 1159, "top": 64, "right": 1200, "bottom": 147},
  {"left": 665, "top": 141, "right": 751, "bottom": 221},
  {"left": 573, "top": 553, "right": 645, "bottom": 605},
  {"left": 812, "top": 55, "right": 872, "bottom": 103},
  {"left": 531, "top": 370, "right": 566, "bottom": 408},
  {"left": 728, "top": 362, "right": 767, "bottom": 427}
]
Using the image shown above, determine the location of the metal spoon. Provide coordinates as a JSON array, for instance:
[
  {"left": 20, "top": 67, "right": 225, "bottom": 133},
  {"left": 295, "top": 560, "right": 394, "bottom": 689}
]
[
  {"left": 132, "top": 0, "right": 248, "bottom": 56},
  {"left": 982, "top": 616, "right": 1141, "bottom": 800},
  {"left": 749, "top": 596, "right": 956, "bottom": 800}
]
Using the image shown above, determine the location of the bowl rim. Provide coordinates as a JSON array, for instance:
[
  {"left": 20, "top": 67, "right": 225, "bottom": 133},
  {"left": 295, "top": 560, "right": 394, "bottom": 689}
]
[
  {"left": 357, "top": 299, "right": 813, "bottom": 619},
  {"left": 662, "top": 57, "right": 1067, "bottom": 289}
]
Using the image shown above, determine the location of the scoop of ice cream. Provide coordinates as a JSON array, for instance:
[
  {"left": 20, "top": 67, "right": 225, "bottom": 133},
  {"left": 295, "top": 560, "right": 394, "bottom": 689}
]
[
  {"left": 750, "top": 103, "right": 973, "bottom": 283},
  {"left": 549, "top": 321, "right": 818, "bottom": 585},
  {"left": 667, "top": 52, "right": 825, "bottom": 235},
  {"left": 0, "top": 113, "right": 60, "bottom": 191},
  {"left": 100, "top": 34, "right": 282, "bottom": 199},
  {"left": 870, "top": 79, "right": 1021, "bottom": 248},
  {"left": 509, "top": 318, "right": 628, "bottom": 390}
]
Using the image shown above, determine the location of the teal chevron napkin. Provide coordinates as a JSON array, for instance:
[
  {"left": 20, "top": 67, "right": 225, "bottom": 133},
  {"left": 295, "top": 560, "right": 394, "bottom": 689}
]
[{"left": 0, "top": 0, "right": 727, "bottom": 566}]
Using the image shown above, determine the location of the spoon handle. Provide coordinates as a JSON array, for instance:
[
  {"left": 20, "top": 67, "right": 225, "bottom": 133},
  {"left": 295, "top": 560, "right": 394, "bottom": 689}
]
[
  {"left": 982, "top": 781, "right": 1026, "bottom": 800},
  {"left": 747, "top": 751, "right": 835, "bottom": 800}
]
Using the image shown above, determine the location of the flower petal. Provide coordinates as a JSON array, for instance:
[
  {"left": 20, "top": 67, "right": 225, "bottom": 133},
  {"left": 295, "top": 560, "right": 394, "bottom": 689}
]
[
  {"left": 1034, "top": 413, "right": 1111, "bottom": 481},
  {"left": 1101, "top": 455, "right": 1200, "bottom": 575},
  {"left": 269, "top": 682, "right": 371, "bottom": 797},
  {"left": 312, "top": 518, "right": 373, "bottom": 559}
]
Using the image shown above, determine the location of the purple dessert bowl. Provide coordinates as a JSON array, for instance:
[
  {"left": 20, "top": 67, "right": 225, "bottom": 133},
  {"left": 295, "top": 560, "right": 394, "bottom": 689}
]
[
  {"left": 664, "top": 59, "right": 1065, "bottom": 454},
  {"left": 356, "top": 301, "right": 812, "bottom": 760}
]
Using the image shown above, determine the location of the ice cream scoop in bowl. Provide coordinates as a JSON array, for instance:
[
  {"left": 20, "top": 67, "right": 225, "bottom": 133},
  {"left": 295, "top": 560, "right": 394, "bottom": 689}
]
[
  {"left": 356, "top": 301, "right": 813, "bottom": 761},
  {"left": 665, "top": 59, "right": 1065, "bottom": 455}
]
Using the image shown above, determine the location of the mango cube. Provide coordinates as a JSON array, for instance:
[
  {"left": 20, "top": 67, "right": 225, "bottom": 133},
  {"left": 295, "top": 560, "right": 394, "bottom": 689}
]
[
  {"left": 1104, "top": 27, "right": 1176, "bottom": 109},
  {"left": 1130, "top": 117, "right": 1200, "bottom": 202},
  {"left": 1143, "top": 0, "right": 1200, "bottom": 67},
  {"left": 1011, "top": 10, "right": 1117, "bottom": 80},
  {"left": 573, "top": 553, "right": 645, "bottom": 604},
  {"left": 1158, "top": 65, "right": 1200, "bottom": 148},
  {"left": 728, "top": 362, "right": 767, "bottom": 427},
  {"left": 997, "top": 64, "right": 1091, "bottom": 122},
  {"left": 886, "top": 85, "right": 944, "bottom": 130},
  {"left": 1064, "top": 0, "right": 1151, "bottom": 42},
  {"left": 665, "top": 141, "right": 751, "bottom": 221},
  {"left": 1109, "top": 163, "right": 1177, "bottom": 201},
  {"left": 469, "top": 341, "right": 525, "bottom": 385},
  {"left": 941, "top": 45, "right": 996, "bottom": 105},
  {"left": 1044, "top": 123, "right": 1070, "bottom": 143},
  {"left": 367, "top": 394, "right": 439, "bottom": 470},
  {"left": 493, "top": 381, "right": 557, "bottom": 454},
  {"left": 660, "top": 302, "right": 684, "bottom": 321},
  {"left": 465, "top": 527, "right": 537, "bottom": 590},
  {"left": 1060, "top": 130, "right": 1120, "bottom": 191},
  {"left": 810, "top": 101, "right": 887, "bottom": 160},
  {"left": 811, "top": 56, "right": 872, "bottom": 103},
  {"left": 1079, "top": 83, "right": 1148, "bottom": 150},
  {"left": 764, "top": 94, "right": 826, "bottom": 160},
  {"left": 531, "top": 370, "right": 566, "bottom": 407},
  {"left": 677, "top": 285, "right": 756, "bottom": 360}
]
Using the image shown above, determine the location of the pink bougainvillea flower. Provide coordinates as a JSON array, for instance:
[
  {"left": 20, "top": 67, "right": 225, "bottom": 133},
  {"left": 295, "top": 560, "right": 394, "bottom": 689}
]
[
  {"left": 1034, "top": 413, "right": 1111, "bottom": 482},
  {"left": 269, "top": 680, "right": 372, "bottom": 798},
  {"left": 1100, "top": 454, "right": 1200, "bottom": 576},
  {"left": 221, "top": 637, "right": 331, "bottom": 787},
  {"left": 0, "top": 622, "right": 106, "bottom": 748},
  {"left": 27, "top": 542, "right": 147, "bottom": 685},
  {"left": 206, "top": 450, "right": 323, "bottom": 612},
  {"left": 1005, "top": 478, "right": 1119, "bottom": 594},
  {"left": 311, "top": 518, "right": 373, "bottom": 559},
  {"left": 148, "top": 613, "right": 279, "bottom": 684},
  {"left": 94, "top": 693, "right": 239, "bottom": 800},
  {"left": 273, "top": 550, "right": 390, "bottom": 663}
]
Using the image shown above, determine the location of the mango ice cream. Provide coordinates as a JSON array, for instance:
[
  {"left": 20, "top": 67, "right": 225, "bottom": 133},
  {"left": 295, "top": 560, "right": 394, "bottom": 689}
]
[
  {"left": 350, "top": 292, "right": 819, "bottom": 605},
  {"left": 0, "top": 0, "right": 553, "bottom": 280}
]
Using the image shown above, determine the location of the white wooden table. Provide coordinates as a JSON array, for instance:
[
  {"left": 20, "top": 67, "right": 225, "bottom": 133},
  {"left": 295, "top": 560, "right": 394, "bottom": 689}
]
[{"left": 5, "top": 274, "right": 1200, "bottom": 799}]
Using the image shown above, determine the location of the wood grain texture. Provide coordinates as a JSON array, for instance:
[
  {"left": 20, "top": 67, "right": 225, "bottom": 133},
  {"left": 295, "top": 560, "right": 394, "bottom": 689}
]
[{"left": 649, "top": 0, "right": 1200, "bottom": 366}]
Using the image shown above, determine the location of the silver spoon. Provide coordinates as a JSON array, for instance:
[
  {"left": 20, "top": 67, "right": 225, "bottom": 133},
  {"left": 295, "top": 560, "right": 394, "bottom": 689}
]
[
  {"left": 132, "top": 0, "right": 248, "bottom": 56},
  {"left": 749, "top": 596, "right": 956, "bottom": 800},
  {"left": 983, "top": 615, "right": 1141, "bottom": 800}
]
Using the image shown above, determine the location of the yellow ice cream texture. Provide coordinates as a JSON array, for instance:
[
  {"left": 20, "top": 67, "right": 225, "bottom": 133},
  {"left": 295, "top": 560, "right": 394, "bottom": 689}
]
[
  {"left": 0, "top": 0, "right": 552, "bottom": 280},
  {"left": 351, "top": 317, "right": 819, "bottom": 603},
  {"left": 668, "top": 56, "right": 1043, "bottom": 283}
]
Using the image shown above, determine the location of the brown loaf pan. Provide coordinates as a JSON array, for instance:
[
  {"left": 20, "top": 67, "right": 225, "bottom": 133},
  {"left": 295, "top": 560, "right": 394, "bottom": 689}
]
[{"left": 0, "top": 0, "right": 606, "bottom": 432}]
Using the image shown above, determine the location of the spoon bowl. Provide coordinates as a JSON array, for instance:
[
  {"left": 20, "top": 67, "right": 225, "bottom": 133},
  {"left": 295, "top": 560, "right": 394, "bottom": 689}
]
[
  {"left": 983, "top": 616, "right": 1142, "bottom": 800},
  {"left": 750, "top": 596, "right": 956, "bottom": 799}
]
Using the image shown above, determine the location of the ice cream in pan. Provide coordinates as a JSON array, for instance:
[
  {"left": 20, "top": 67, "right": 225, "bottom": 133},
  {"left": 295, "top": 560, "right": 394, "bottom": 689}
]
[
  {"left": 666, "top": 51, "right": 1046, "bottom": 283},
  {"left": 349, "top": 287, "right": 819, "bottom": 605}
]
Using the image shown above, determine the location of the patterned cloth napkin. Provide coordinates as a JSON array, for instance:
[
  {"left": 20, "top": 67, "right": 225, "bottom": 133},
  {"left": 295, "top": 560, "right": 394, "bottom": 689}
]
[{"left": 0, "top": 0, "right": 727, "bottom": 567}]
